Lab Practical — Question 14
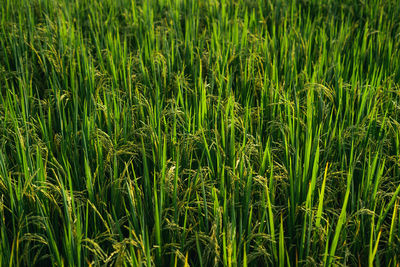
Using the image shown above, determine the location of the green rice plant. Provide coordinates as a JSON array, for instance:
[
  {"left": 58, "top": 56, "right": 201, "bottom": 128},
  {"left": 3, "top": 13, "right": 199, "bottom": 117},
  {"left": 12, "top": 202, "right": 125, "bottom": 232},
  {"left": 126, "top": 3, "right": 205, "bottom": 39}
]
[{"left": 1, "top": 0, "right": 400, "bottom": 266}]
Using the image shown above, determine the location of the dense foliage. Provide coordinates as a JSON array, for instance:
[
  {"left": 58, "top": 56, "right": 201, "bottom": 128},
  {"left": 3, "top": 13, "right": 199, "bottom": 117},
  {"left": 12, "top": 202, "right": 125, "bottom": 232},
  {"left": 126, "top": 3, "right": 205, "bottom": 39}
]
[{"left": 1, "top": 0, "right": 400, "bottom": 266}]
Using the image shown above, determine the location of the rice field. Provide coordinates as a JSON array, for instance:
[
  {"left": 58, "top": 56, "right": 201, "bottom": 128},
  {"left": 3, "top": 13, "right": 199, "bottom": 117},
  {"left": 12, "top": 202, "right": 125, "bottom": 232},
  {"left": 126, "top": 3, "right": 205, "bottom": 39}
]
[{"left": 1, "top": 0, "right": 400, "bottom": 266}]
